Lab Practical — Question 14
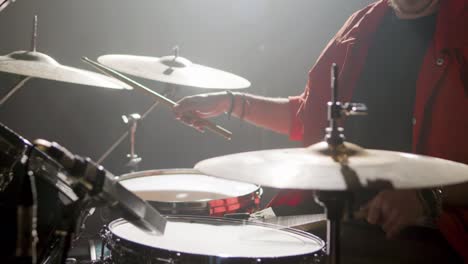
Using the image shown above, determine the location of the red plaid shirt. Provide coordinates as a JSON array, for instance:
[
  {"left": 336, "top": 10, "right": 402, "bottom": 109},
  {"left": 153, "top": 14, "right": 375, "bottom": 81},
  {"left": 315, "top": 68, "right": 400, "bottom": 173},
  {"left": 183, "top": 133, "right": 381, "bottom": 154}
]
[{"left": 269, "top": 0, "right": 468, "bottom": 259}]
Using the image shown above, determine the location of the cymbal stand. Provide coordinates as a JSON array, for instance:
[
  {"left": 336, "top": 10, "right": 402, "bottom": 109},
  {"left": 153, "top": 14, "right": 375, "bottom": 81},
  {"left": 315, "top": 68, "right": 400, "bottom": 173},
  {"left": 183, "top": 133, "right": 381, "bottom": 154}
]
[
  {"left": 317, "top": 63, "right": 367, "bottom": 264},
  {"left": 0, "top": 76, "right": 31, "bottom": 106},
  {"left": 315, "top": 191, "right": 346, "bottom": 264},
  {"left": 0, "top": 16, "right": 38, "bottom": 106},
  {"left": 97, "top": 86, "right": 176, "bottom": 165}
]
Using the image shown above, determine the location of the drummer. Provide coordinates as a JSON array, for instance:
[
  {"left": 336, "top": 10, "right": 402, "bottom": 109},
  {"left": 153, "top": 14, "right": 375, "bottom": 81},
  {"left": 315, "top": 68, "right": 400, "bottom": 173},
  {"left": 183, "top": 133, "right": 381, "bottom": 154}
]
[{"left": 173, "top": 0, "right": 468, "bottom": 262}]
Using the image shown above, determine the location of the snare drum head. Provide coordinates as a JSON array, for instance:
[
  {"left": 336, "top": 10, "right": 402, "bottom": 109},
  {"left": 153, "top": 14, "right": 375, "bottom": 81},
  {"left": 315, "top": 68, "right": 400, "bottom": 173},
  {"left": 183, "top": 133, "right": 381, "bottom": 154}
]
[
  {"left": 109, "top": 216, "right": 324, "bottom": 259},
  {"left": 119, "top": 169, "right": 259, "bottom": 202}
]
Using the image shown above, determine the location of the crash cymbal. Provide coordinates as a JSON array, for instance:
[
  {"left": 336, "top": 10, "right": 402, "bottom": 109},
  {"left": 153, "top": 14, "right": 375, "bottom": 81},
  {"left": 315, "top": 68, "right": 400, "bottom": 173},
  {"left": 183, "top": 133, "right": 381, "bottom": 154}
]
[
  {"left": 0, "top": 50, "right": 131, "bottom": 89},
  {"left": 195, "top": 142, "right": 468, "bottom": 190},
  {"left": 97, "top": 54, "right": 250, "bottom": 89}
]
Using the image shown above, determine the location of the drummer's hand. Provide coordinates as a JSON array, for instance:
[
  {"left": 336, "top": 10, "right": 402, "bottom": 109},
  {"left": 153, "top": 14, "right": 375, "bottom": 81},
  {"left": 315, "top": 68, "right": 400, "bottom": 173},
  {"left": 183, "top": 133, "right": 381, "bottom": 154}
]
[
  {"left": 173, "top": 92, "right": 231, "bottom": 131},
  {"left": 358, "top": 190, "right": 424, "bottom": 239}
]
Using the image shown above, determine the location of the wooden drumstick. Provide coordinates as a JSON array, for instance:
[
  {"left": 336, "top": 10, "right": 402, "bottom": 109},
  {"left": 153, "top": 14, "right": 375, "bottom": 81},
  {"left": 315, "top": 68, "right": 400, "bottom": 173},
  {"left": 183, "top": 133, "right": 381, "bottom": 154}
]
[{"left": 81, "top": 57, "right": 232, "bottom": 140}]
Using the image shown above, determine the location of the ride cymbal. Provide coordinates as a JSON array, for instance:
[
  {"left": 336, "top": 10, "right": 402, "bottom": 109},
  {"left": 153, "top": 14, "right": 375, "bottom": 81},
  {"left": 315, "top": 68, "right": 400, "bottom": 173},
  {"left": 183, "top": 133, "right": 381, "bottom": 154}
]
[{"left": 98, "top": 54, "right": 250, "bottom": 89}]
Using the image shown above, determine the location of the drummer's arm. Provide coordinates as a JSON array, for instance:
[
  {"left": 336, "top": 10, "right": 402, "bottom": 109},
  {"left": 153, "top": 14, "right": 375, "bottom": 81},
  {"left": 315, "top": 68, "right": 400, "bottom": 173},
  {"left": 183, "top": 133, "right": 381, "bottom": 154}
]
[
  {"left": 229, "top": 93, "right": 291, "bottom": 135},
  {"left": 174, "top": 92, "right": 292, "bottom": 135}
]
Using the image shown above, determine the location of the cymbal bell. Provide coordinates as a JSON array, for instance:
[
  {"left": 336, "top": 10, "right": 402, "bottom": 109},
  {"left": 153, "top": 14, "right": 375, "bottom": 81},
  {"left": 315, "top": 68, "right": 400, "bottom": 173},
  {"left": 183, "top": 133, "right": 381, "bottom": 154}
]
[
  {"left": 0, "top": 51, "right": 131, "bottom": 89},
  {"left": 98, "top": 54, "right": 251, "bottom": 89},
  {"left": 195, "top": 142, "right": 468, "bottom": 190}
]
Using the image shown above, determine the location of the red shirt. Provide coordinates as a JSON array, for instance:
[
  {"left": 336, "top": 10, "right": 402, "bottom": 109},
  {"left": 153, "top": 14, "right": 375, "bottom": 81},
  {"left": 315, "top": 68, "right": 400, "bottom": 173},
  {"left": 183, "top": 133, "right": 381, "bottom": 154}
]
[{"left": 270, "top": 0, "right": 468, "bottom": 259}]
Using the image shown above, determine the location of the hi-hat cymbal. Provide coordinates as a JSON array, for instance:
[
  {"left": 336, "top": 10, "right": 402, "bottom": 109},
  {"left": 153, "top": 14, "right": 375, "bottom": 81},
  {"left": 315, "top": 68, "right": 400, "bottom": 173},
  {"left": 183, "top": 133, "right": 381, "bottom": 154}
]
[
  {"left": 195, "top": 142, "right": 468, "bottom": 190},
  {"left": 97, "top": 54, "right": 251, "bottom": 89},
  {"left": 0, "top": 51, "right": 131, "bottom": 89}
]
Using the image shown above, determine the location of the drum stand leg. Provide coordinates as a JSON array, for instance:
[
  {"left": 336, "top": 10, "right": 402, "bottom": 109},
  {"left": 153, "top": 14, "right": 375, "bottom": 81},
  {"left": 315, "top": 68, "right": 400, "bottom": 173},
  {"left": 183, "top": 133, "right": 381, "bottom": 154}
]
[
  {"left": 0, "top": 76, "right": 32, "bottom": 106},
  {"left": 315, "top": 191, "right": 347, "bottom": 264}
]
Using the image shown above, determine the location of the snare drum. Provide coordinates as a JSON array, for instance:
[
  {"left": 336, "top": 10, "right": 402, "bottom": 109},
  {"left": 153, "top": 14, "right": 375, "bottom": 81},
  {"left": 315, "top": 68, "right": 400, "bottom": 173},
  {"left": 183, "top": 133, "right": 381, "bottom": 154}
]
[
  {"left": 118, "top": 169, "right": 262, "bottom": 216},
  {"left": 103, "top": 216, "right": 325, "bottom": 264}
]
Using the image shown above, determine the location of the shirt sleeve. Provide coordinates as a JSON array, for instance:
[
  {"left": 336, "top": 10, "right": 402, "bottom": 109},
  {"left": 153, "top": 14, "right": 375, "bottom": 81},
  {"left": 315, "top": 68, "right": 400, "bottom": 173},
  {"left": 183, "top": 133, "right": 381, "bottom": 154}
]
[
  {"left": 288, "top": 93, "right": 306, "bottom": 141},
  {"left": 437, "top": 208, "right": 468, "bottom": 262}
]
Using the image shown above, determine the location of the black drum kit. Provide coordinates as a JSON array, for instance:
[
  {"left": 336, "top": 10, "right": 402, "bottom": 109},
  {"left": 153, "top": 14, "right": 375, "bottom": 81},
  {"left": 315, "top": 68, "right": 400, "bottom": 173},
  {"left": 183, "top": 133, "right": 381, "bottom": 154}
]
[{"left": 1, "top": 16, "right": 468, "bottom": 264}]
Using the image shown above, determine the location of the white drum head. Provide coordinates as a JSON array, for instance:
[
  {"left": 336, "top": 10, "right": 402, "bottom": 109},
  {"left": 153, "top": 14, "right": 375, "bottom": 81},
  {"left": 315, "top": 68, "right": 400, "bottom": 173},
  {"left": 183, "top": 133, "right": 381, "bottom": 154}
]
[
  {"left": 119, "top": 170, "right": 259, "bottom": 202},
  {"left": 109, "top": 217, "right": 324, "bottom": 258}
]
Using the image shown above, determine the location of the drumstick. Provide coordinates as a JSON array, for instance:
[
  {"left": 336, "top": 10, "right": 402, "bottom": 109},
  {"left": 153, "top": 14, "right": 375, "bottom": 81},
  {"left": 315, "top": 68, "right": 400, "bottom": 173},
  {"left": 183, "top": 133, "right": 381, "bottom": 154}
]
[{"left": 81, "top": 57, "right": 232, "bottom": 140}]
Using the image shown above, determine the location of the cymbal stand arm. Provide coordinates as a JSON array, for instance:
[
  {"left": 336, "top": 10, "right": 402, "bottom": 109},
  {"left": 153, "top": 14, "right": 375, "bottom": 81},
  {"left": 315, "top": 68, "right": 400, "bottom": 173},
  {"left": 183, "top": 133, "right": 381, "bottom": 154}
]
[
  {"left": 97, "top": 131, "right": 128, "bottom": 165},
  {"left": 31, "top": 15, "right": 38, "bottom": 52},
  {"left": 0, "top": 76, "right": 32, "bottom": 106},
  {"left": 129, "top": 122, "right": 136, "bottom": 161},
  {"left": 125, "top": 114, "right": 140, "bottom": 172},
  {"left": 325, "top": 64, "right": 367, "bottom": 151},
  {"left": 325, "top": 63, "right": 344, "bottom": 148}
]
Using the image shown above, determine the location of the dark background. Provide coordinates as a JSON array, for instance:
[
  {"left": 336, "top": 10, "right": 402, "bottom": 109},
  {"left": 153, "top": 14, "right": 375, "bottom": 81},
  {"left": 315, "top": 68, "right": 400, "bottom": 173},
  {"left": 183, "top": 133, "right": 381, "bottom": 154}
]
[{"left": 0, "top": 0, "right": 372, "bottom": 201}]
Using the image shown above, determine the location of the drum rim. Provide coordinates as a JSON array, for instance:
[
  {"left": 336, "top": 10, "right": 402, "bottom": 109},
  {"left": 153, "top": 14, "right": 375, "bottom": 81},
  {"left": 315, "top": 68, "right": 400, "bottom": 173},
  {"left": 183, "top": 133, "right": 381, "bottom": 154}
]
[
  {"left": 118, "top": 168, "right": 203, "bottom": 180},
  {"left": 107, "top": 215, "right": 325, "bottom": 259}
]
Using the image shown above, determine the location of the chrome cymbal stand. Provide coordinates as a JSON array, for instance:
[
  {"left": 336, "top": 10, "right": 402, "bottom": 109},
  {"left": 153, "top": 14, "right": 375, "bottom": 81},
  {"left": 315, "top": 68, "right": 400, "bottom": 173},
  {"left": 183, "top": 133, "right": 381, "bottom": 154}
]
[
  {"left": 315, "top": 63, "right": 367, "bottom": 264},
  {"left": 97, "top": 85, "right": 177, "bottom": 169},
  {"left": 122, "top": 113, "right": 142, "bottom": 172}
]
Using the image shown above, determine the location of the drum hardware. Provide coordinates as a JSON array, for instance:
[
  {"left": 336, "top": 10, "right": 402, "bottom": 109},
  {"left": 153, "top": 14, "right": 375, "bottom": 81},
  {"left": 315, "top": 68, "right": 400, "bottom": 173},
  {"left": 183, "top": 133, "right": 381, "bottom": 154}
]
[
  {"left": 315, "top": 63, "right": 365, "bottom": 264},
  {"left": 81, "top": 56, "right": 233, "bottom": 140},
  {"left": 0, "top": 16, "right": 131, "bottom": 107},
  {"left": 96, "top": 84, "right": 178, "bottom": 166},
  {"left": 15, "top": 164, "right": 39, "bottom": 264},
  {"left": 0, "top": 75, "right": 31, "bottom": 106},
  {"left": 33, "top": 139, "right": 167, "bottom": 236},
  {"left": 0, "top": 15, "right": 38, "bottom": 107},
  {"left": 122, "top": 113, "right": 142, "bottom": 172},
  {"left": 0, "top": 123, "right": 87, "bottom": 264},
  {"left": 0, "top": 0, "right": 15, "bottom": 12}
]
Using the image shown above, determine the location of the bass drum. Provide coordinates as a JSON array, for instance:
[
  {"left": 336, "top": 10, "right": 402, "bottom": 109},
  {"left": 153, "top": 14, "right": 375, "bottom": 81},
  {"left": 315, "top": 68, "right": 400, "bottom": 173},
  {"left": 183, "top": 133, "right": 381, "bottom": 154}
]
[
  {"left": 118, "top": 169, "right": 262, "bottom": 216},
  {"left": 103, "top": 216, "right": 325, "bottom": 264}
]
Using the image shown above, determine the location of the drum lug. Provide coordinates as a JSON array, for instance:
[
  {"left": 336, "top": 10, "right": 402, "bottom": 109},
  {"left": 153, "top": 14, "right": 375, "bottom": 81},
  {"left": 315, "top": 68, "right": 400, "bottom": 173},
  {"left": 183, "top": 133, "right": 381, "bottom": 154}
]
[{"left": 65, "top": 258, "right": 77, "bottom": 264}]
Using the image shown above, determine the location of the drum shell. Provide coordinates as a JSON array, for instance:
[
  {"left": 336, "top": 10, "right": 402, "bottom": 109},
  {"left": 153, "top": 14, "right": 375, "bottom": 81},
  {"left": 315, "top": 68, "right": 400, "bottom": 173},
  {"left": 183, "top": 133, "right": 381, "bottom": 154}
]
[
  {"left": 103, "top": 216, "right": 325, "bottom": 264},
  {"left": 118, "top": 169, "right": 262, "bottom": 216}
]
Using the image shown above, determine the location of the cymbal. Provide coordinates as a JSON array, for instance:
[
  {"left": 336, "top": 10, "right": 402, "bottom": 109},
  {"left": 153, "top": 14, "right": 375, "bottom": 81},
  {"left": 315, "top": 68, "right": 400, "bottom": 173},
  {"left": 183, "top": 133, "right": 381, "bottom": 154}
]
[
  {"left": 97, "top": 54, "right": 251, "bottom": 89},
  {"left": 0, "top": 51, "right": 131, "bottom": 89},
  {"left": 195, "top": 142, "right": 468, "bottom": 190}
]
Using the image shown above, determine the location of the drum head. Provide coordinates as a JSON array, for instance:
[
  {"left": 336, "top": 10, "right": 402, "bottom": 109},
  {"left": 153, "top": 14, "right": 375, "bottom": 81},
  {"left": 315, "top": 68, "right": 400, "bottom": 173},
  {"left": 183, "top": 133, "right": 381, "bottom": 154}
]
[
  {"left": 108, "top": 216, "right": 324, "bottom": 259},
  {"left": 118, "top": 169, "right": 259, "bottom": 202}
]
